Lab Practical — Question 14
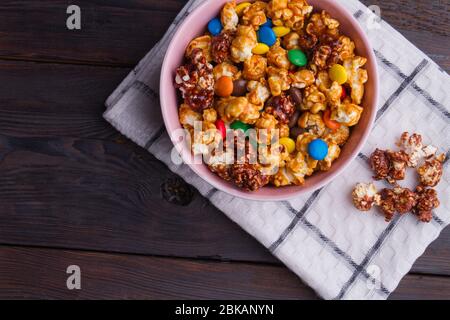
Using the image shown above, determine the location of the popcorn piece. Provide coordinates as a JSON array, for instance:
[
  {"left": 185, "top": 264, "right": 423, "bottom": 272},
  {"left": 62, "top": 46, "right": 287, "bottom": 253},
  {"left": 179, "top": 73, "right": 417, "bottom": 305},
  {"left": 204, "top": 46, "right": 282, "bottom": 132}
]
[
  {"left": 265, "top": 93, "right": 295, "bottom": 124},
  {"left": 267, "top": 0, "right": 312, "bottom": 32},
  {"left": 369, "top": 148, "right": 390, "bottom": 180},
  {"left": 387, "top": 150, "right": 409, "bottom": 181},
  {"left": 247, "top": 80, "right": 271, "bottom": 109},
  {"left": 343, "top": 56, "right": 368, "bottom": 105},
  {"left": 331, "top": 101, "right": 363, "bottom": 126},
  {"left": 413, "top": 186, "right": 440, "bottom": 223},
  {"left": 202, "top": 108, "right": 217, "bottom": 123},
  {"left": 267, "top": 41, "right": 291, "bottom": 70},
  {"left": 255, "top": 112, "right": 278, "bottom": 129},
  {"left": 290, "top": 69, "right": 315, "bottom": 89},
  {"left": 231, "top": 25, "right": 257, "bottom": 62},
  {"left": 306, "top": 11, "right": 340, "bottom": 41},
  {"left": 216, "top": 96, "right": 260, "bottom": 124},
  {"left": 352, "top": 182, "right": 380, "bottom": 211},
  {"left": 230, "top": 163, "right": 270, "bottom": 191},
  {"left": 378, "top": 187, "right": 417, "bottom": 221},
  {"left": 267, "top": 66, "right": 291, "bottom": 96},
  {"left": 318, "top": 142, "right": 340, "bottom": 171},
  {"left": 282, "top": 32, "right": 300, "bottom": 50},
  {"left": 243, "top": 55, "right": 267, "bottom": 81},
  {"left": 186, "top": 35, "right": 213, "bottom": 62},
  {"left": 323, "top": 125, "right": 350, "bottom": 146},
  {"left": 175, "top": 49, "right": 214, "bottom": 112},
  {"left": 241, "top": 1, "right": 267, "bottom": 29},
  {"left": 312, "top": 45, "right": 332, "bottom": 70},
  {"left": 417, "top": 157, "right": 444, "bottom": 187},
  {"left": 398, "top": 132, "right": 437, "bottom": 167},
  {"left": 315, "top": 71, "right": 342, "bottom": 107},
  {"left": 221, "top": 1, "right": 239, "bottom": 31},
  {"left": 211, "top": 30, "right": 234, "bottom": 64},
  {"left": 298, "top": 112, "right": 326, "bottom": 137},
  {"left": 295, "top": 132, "right": 318, "bottom": 154},
  {"left": 179, "top": 103, "right": 202, "bottom": 128},
  {"left": 301, "top": 84, "right": 327, "bottom": 114},
  {"left": 213, "top": 62, "right": 239, "bottom": 81},
  {"left": 336, "top": 35, "right": 356, "bottom": 61},
  {"left": 271, "top": 166, "right": 295, "bottom": 187},
  {"left": 378, "top": 188, "right": 397, "bottom": 221}
]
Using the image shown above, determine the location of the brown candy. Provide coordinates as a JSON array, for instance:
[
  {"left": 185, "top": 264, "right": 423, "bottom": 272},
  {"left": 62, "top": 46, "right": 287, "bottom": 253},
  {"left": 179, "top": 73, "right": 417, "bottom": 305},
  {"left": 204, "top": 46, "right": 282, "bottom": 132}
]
[
  {"left": 232, "top": 79, "right": 248, "bottom": 96},
  {"left": 288, "top": 87, "right": 303, "bottom": 106}
]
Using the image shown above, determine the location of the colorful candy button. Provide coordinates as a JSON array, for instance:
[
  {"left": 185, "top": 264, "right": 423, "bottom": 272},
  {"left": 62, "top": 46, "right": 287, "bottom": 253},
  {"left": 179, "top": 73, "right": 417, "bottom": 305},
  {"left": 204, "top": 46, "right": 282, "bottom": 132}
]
[
  {"left": 323, "top": 109, "right": 341, "bottom": 131},
  {"left": 252, "top": 43, "right": 270, "bottom": 55},
  {"left": 288, "top": 49, "right": 308, "bottom": 67},
  {"left": 215, "top": 76, "right": 234, "bottom": 97},
  {"left": 279, "top": 137, "right": 296, "bottom": 154},
  {"left": 230, "top": 120, "right": 251, "bottom": 133},
  {"left": 308, "top": 139, "right": 329, "bottom": 160},
  {"left": 208, "top": 18, "right": 223, "bottom": 36},
  {"left": 329, "top": 64, "right": 348, "bottom": 85},
  {"left": 235, "top": 2, "right": 251, "bottom": 16},
  {"left": 272, "top": 26, "right": 290, "bottom": 37},
  {"left": 215, "top": 119, "right": 226, "bottom": 139},
  {"left": 261, "top": 18, "right": 273, "bottom": 28},
  {"left": 257, "top": 26, "right": 277, "bottom": 47}
]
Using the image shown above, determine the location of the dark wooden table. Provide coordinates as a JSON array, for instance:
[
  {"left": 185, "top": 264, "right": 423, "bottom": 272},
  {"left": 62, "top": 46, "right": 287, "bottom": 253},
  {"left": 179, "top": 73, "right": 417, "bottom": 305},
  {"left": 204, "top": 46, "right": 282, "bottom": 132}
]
[{"left": 0, "top": 0, "right": 449, "bottom": 300}]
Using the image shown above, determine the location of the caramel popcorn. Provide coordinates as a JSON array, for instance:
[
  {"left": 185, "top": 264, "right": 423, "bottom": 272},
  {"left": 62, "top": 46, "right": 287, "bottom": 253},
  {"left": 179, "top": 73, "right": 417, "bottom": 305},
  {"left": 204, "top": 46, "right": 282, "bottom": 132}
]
[
  {"left": 352, "top": 182, "right": 380, "bottom": 211},
  {"left": 370, "top": 148, "right": 390, "bottom": 180},
  {"left": 231, "top": 25, "right": 257, "bottom": 62},
  {"left": 318, "top": 142, "right": 340, "bottom": 171},
  {"left": 241, "top": 1, "right": 268, "bottom": 29},
  {"left": 267, "top": 66, "right": 291, "bottom": 96},
  {"left": 247, "top": 80, "right": 271, "bottom": 108},
  {"left": 331, "top": 101, "right": 363, "bottom": 127},
  {"left": 243, "top": 55, "right": 267, "bottom": 80},
  {"left": 302, "top": 85, "right": 327, "bottom": 114},
  {"left": 323, "top": 125, "right": 350, "bottom": 146},
  {"left": 398, "top": 131, "right": 437, "bottom": 168},
  {"left": 290, "top": 69, "right": 315, "bottom": 89},
  {"left": 186, "top": 35, "right": 213, "bottom": 62},
  {"left": 387, "top": 150, "right": 409, "bottom": 181},
  {"left": 221, "top": 1, "right": 239, "bottom": 31},
  {"left": 175, "top": 1, "right": 369, "bottom": 191},
  {"left": 298, "top": 112, "right": 326, "bottom": 136},
  {"left": 267, "top": 41, "right": 291, "bottom": 69},
  {"left": 213, "top": 62, "right": 239, "bottom": 80},
  {"left": 282, "top": 32, "right": 300, "bottom": 50},
  {"left": 414, "top": 186, "right": 440, "bottom": 223},
  {"left": 379, "top": 187, "right": 417, "bottom": 221},
  {"left": 216, "top": 96, "right": 260, "bottom": 124},
  {"left": 417, "top": 157, "right": 444, "bottom": 187},
  {"left": 343, "top": 56, "right": 368, "bottom": 105}
]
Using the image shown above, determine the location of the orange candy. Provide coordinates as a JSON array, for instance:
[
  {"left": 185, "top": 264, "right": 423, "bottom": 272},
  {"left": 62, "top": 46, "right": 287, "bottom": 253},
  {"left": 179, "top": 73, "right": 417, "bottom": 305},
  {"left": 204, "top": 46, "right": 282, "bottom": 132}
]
[
  {"left": 215, "top": 76, "right": 234, "bottom": 97},
  {"left": 323, "top": 109, "right": 341, "bottom": 131}
]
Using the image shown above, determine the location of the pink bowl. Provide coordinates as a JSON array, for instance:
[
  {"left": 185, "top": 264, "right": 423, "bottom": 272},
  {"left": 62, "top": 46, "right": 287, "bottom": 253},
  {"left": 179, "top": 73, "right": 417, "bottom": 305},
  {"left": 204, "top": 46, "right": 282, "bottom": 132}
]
[{"left": 160, "top": 0, "right": 378, "bottom": 201}]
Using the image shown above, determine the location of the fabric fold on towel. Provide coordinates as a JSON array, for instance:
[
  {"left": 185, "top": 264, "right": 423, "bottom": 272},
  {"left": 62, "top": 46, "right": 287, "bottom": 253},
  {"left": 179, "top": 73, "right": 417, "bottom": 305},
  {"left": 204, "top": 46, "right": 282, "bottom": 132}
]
[{"left": 104, "top": 0, "right": 450, "bottom": 299}]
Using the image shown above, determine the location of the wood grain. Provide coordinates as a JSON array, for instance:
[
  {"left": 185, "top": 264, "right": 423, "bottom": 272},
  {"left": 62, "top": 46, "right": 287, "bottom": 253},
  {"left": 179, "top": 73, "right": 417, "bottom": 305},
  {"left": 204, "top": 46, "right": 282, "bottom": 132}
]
[
  {"left": 0, "top": 134, "right": 448, "bottom": 276},
  {"left": 0, "top": 0, "right": 448, "bottom": 72},
  {"left": 1, "top": 246, "right": 449, "bottom": 300}
]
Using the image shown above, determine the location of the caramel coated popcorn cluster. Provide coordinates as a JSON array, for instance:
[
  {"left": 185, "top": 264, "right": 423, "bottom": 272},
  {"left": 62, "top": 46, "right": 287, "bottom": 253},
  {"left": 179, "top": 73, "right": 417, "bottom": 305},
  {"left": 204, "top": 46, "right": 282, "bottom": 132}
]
[
  {"left": 175, "top": 0, "right": 369, "bottom": 191},
  {"left": 352, "top": 132, "right": 445, "bottom": 222}
]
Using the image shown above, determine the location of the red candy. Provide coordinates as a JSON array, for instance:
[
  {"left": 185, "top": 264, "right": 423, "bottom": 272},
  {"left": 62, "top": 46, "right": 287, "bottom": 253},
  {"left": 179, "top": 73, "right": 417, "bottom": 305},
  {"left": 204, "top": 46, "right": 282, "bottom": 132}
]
[
  {"left": 215, "top": 119, "right": 226, "bottom": 139},
  {"left": 341, "top": 86, "right": 347, "bottom": 99}
]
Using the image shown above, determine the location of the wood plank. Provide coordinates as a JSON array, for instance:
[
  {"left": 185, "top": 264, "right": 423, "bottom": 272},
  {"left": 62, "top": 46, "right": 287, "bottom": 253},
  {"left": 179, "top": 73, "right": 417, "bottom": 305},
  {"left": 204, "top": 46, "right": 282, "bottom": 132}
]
[
  {"left": 0, "top": 246, "right": 317, "bottom": 300},
  {"left": 1, "top": 246, "right": 449, "bottom": 299},
  {"left": 0, "top": 134, "right": 448, "bottom": 276},
  {"left": 0, "top": 0, "right": 448, "bottom": 72},
  {"left": 0, "top": 0, "right": 186, "bottom": 66},
  {"left": 0, "top": 61, "right": 128, "bottom": 139}
]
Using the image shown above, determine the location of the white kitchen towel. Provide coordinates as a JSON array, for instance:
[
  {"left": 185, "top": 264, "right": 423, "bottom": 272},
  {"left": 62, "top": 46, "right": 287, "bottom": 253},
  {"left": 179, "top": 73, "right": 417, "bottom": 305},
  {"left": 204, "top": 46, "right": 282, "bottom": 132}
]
[{"left": 104, "top": 0, "right": 450, "bottom": 299}]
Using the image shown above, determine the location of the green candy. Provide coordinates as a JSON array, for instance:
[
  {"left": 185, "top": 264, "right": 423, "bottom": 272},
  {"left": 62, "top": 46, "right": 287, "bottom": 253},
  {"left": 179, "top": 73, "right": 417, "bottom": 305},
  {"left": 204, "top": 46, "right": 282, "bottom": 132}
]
[
  {"left": 230, "top": 120, "right": 251, "bottom": 132},
  {"left": 288, "top": 49, "right": 308, "bottom": 67}
]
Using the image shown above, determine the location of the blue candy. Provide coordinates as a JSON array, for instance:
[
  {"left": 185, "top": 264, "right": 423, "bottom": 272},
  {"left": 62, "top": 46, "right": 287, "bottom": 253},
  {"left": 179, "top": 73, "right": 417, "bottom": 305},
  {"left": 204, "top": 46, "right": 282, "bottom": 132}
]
[
  {"left": 257, "top": 26, "right": 276, "bottom": 47},
  {"left": 308, "top": 139, "right": 329, "bottom": 161},
  {"left": 261, "top": 18, "right": 273, "bottom": 28},
  {"left": 208, "top": 18, "right": 223, "bottom": 36}
]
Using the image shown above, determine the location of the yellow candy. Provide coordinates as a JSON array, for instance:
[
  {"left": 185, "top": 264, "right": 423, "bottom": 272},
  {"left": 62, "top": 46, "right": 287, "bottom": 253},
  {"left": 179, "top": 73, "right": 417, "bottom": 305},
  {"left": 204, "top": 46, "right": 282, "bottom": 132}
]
[
  {"left": 235, "top": 2, "right": 251, "bottom": 16},
  {"left": 272, "top": 26, "right": 291, "bottom": 38},
  {"left": 279, "top": 137, "right": 296, "bottom": 154},
  {"left": 329, "top": 64, "right": 348, "bottom": 85},
  {"left": 252, "top": 43, "right": 270, "bottom": 55}
]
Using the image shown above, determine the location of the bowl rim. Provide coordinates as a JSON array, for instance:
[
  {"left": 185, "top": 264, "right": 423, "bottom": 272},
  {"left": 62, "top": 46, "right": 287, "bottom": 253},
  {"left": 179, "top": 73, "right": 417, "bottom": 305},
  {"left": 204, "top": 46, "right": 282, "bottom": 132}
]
[{"left": 160, "top": 0, "right": 379, "bottom": 201}]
